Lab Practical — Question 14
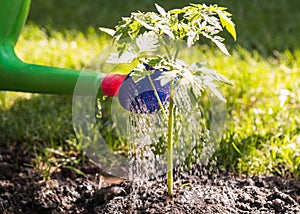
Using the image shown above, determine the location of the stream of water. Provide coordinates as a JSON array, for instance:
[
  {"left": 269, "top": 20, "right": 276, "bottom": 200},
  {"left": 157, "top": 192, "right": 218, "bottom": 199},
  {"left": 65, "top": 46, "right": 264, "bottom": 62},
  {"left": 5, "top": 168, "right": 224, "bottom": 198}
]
[
  {"left": 105, "top": 82, "right": 225, "bottom": 212},
  {"left": 72, "top": 40, "right": 226, "bottom": 212}
]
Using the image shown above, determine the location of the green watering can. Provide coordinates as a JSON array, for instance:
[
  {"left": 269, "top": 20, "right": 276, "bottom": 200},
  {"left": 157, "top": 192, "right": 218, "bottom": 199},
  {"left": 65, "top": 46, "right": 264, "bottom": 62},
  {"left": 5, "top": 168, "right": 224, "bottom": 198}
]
[
  {"left": 0, "top": 0, "right": 127, "bottom": 96},
  {"left": 0, "top": 0, "right": 170, "bottom": 113}
]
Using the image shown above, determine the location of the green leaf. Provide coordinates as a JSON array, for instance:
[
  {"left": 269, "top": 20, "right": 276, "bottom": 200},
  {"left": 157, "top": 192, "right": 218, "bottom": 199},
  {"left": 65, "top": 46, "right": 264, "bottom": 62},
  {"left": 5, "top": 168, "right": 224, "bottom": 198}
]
[
  {"left": 213, "top": 39, "right": 230, "bottom": 56},
  {"left": 198, "top": 65, "right": 233, "bottom": 85},
  {"left": 155, "top": 70, "right": 179, "bottom": 86},
  {"left": 202, "top": 33, "right": 230, "bottom": 56},
  {"left": 99, "top": 27, "right": 116, "bottom": 36},
  {"left": 141, "top": 56, "right": 163, "bottom": 67},
  {"left": 136, "top": 32, "right": 159, "bottom": 52},
  {"left": 130, "top": 64, "right": 153, "bottom": 82},
  {"left": 155, "top": 3, "right": 167, "bottom": 17},
  {"left": 162, "top": 28, "right": 175, "bottom": 40},
  {"left": 169, "top": 8, "right": 185, "bottom": 15},
  {"left": 179, "top": 70, "right": 195, "bottom": 86},
  {"left": 134, "top": 17, "right": 157, "bottom": 31},
  {"left": 64, "top": 166, "right": 85, "bottom": 176},
  {"left": 106, "top": 51, "right": 137, "bottom": 64},
  {"left": 187, "top": 30, "right": 197, "bottom": 47},
  {"left": 190, "top": 3, "right": 204, "bottom": 9},
  {"left": 202, "top": 76, "right": 226, "bottom": 102},
  {"left": 127, "top": 19, "right": 141, "bottom": 38},
  {"left": 232, "top": 142, "right": 241, "bottom": 154},
  {"left": 215, "top": 9, "right": 236, "bottom": 41},
  {"left": 116, "top": 42, "right": 129, "bottom": 57}
]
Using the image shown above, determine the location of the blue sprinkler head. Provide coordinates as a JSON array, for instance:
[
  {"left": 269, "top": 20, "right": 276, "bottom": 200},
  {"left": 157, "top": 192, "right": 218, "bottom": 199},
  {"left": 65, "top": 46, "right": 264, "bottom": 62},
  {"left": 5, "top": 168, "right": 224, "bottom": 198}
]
[{"left": 118, "top": 64, "right": 171, "bottom": 113}]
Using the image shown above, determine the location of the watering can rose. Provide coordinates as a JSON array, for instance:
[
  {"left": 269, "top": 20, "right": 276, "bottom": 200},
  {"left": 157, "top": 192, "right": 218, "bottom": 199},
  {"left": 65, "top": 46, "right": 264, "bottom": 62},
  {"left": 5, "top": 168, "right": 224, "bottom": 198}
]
[
  {"left": 118, "top": 64, "right": 172, "bottom": 113},
  {"left": 100, "top": 65, "right": 173, "bottom": 114}
]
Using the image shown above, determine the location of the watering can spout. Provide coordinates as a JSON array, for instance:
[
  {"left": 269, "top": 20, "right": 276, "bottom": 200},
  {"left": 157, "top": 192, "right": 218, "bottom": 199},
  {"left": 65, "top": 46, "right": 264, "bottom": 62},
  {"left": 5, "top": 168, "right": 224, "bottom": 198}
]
[{"left": 0, "top": 40, "right": 107, "bottom": 95}]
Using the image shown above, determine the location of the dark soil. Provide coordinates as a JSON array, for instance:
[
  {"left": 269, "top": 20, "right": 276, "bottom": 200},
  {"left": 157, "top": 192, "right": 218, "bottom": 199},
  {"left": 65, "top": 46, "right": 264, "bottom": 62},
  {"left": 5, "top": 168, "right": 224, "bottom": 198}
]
[{"left": 1, "top": 147, "right": 300, "bottom": 214}]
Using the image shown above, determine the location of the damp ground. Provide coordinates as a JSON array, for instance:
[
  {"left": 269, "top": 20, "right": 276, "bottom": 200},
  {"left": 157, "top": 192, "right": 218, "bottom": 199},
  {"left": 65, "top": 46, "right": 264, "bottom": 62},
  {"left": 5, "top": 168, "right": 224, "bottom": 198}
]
[{"left": 1, "top": 146, "right": 300, "bottom": 214}]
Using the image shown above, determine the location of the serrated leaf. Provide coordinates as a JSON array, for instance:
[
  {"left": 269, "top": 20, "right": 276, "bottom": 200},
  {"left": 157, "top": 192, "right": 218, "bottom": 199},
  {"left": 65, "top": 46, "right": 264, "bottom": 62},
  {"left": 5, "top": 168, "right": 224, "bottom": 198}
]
[
  {"left": 106, "top": 51, "right": 137, "bottom": 64},
  {"left": 128, "top": 19, "right": 141, "bottom": 38},
  {"left": 136, "top": 32, "right": 159, "bottom": 52},
  {"left": 116, "top": 43, "right": 128, "bottom": 57},
  {"left": 213, "top": 39, "right": 230, "bottom": 56},
  {"left": 141, "top": 57, "right": 162, "bottom": 67},
  {"left": 162, "top": 28, "right": 175, "bottom": 40},
  {"left": 190, "top": 3, "right": 204, "bottom": 9},
  {"left": 155, "top": 70, "right": 178, "bottom": 86},
  {"left": 198, "top": 66, "right": 233, "bottom": 85},
  {"left": 189, "top": 62, "right": 206, "bottom": 73},
  {"left": 180, "top": 70, "right": 195, "bottom": 86},
  {"left": 155, "top": 3, "right": 167, "bottom": 17},
  {"left": 169, "top": 8, "right": 185, "bottom": 15},
  {"left": 187, "top": 30, "right": 197, "bottom": 47},
  {"left": 216, "top": 10, "right": 236, "bottom": 41},
  {"left": 216, "top": 73, "right": 232, "bottom": 85},
  {"left": 134, "top": 17, "right": 157, "bottom": 31},
  {"left": 99, "top": 27, "right": 116, "bottom": 36},
  {"left": 202, "top": 76, "right": 226, "bottom": 102},
  {"left": 202, "top": 33, "right": 230, "bottom": 56},
  {"left": 130, "top": 64, "right": 153, "bottom": 83}
]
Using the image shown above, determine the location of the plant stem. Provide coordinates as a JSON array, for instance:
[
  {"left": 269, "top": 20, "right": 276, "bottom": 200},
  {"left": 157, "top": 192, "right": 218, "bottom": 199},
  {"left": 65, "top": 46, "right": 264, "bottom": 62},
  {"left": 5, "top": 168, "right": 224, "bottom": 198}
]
[
  {"left": 158, "top": 36, "right": 172, "bottom": 59},
  {"left": 173, "top": 44, "right": 180, "bottom": 61},
  {"left": 167, "top": 80, "right": 174, "bottom": 197},
  {"left": 147, "top": 75, "right": 168, "bottom": 121}
]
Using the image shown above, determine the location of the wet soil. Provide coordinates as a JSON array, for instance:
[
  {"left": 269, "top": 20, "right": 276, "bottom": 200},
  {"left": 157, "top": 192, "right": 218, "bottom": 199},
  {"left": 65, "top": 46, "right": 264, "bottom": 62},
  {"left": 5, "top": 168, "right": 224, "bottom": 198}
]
[{"left": 1, "top": 147, "right": 300, "bottom": 214}]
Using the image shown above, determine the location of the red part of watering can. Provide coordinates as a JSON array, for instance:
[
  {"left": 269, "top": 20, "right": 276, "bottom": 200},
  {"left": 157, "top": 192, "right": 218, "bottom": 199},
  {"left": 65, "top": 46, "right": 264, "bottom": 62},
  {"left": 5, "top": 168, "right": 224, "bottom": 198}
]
[{"left": 101, "top": 74, "right": 127, "bottom": 96}]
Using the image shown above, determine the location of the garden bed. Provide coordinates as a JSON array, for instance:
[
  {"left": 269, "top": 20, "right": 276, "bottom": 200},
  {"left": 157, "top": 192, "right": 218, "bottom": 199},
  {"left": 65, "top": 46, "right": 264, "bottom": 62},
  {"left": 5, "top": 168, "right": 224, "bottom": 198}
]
[{"left": 1, "top": 147, "right": 300, "bottom": 213}]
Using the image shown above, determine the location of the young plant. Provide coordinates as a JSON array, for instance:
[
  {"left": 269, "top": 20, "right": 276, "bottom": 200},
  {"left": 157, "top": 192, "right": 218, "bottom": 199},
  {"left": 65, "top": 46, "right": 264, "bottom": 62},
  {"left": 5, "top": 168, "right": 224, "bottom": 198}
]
[{"left": 100, "top": 3, "right": 236, "bottom": 197}]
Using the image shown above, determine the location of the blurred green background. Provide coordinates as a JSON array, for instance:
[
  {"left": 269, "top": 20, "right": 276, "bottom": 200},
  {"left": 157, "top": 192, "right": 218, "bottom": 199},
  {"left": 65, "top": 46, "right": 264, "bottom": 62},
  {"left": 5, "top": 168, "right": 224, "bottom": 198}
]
[
  {"left": 0, "top": 0, "right": 299, "bottom": 178},
  {"left": 28, "top": 0, "right": 300, "bottom": 55}
]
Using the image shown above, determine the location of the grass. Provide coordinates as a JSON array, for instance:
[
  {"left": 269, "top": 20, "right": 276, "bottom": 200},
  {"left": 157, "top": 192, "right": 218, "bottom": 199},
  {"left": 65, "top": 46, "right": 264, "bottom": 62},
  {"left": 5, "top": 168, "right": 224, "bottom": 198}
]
[
  {"left": 216, "top": 47, "right": 300, "bottom": 176},
  {"left": 0, "top": 0, "right": 300, "bottom": 179}
]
